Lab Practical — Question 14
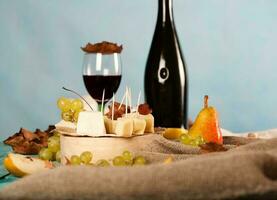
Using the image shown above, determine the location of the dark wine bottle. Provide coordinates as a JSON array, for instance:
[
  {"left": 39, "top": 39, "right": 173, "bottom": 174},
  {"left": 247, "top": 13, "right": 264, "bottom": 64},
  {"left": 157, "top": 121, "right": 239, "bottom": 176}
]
[{"left": 144, "top": 0, "right": 188, "bottom": 128}]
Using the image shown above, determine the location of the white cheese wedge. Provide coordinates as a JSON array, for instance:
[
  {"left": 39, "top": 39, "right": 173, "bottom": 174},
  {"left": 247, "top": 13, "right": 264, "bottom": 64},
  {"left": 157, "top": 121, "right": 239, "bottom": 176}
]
[
  {"left": 76, "top": 111, "right": 106, "bottom": 136},
  {"left": 114, "top": 118, "right": 133, "bottom": 137},
  {"left": 104, "top": 116, "right": 117, "bottom": 134},
  {"left": 55, "top": 120, "right": 76, "bottom": 133},
  {"left": 139, "top": 114, "right": 154, "bottom": 133}
]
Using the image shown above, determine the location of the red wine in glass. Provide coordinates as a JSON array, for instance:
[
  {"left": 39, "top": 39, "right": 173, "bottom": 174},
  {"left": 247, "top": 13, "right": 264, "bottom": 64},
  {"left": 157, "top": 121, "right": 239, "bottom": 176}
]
[
  {"left": 82, "top": 51, "right": 122, "bottom": 111},
  {"left": 83, "top": 75, "right": 122, "bottom": 104}
]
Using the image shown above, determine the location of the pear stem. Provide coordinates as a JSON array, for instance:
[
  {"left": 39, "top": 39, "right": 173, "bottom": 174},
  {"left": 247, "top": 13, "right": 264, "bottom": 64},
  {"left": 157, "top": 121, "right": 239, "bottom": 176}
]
[{"left": 204, "top": 95, "right": 209, "bottom": 108}]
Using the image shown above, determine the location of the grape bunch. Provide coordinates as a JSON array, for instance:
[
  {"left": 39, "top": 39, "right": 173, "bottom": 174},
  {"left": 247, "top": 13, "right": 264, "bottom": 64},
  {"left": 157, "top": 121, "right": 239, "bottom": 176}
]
[
  {"left": 57, "top": 97, "right": 84, "bottom": 122},
  {"left": 68, "top": 150, "right": 147, "bottom": 167},
  {"left": 179, "top": 134, "right": 205, "bottom": 146},
  {"left": 112, "top": 151, "right": 146, "bottom": 166},
  {"left": 39, "top": 132, "right": 61, "bottom": 162}
]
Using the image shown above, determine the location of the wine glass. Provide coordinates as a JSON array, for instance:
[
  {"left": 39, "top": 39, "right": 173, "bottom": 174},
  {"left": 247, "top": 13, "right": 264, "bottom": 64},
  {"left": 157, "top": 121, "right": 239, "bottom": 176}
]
[{"left": 82, "top": 53, "right": 122, "bottom": 112}]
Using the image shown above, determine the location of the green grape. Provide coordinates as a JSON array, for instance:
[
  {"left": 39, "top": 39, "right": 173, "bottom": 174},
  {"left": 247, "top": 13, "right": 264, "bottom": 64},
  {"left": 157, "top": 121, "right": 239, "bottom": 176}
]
[
  {"left": 39, "top": 148, "right": 53, "bottom": 161},
  {"left": 53, "top": 131, "right": 61, "bottom": 137},
  {"left": 122, "top": 150, "right": 133, "bottom": 165},
  {"left": 197, "top": 136, "right": 205, "bottom": 145},
  {"left": 80, "top": 151, "right": 93, "bottom": 164},
  {"left": 87, "top": 163, "right": 96, "bottom": 166},
  {"left": 113, "top": 156, "right": 125, "bottom": 166},
  {"left": 48, "top": 135, "right": 60, "bottom": 144},
  {"left": 189, "top": 139, "right": 199, "bottom": 146},
  {"left": 133, "top": 156, "right": 146, "bottom": 165},
  {"left": 48, "top": 139, "right": 60, "bottom": 153},
  {"left": 179, "top": 134, "right": 191, "bottom": 145},
  {"left": 71, "top": 99, "right": 84, "bottom": 111},
  {"left": 55, "top": 150, "right": 61, "bottom": 162},
  {"left": 57, "top": 97, "right": 71, "bottom": 112},
  {"left": 96, "top": 159, "right": 110, "bottom": 167},
  {"left": 73, "top": 110, "right": 82, "bottom": 122},
  {"left": 61, "top": 111, "right": 73, "bottom": 122},
  {"left": 124, "top": 158, "right": 133, "bottom": 166},
  {"left": 193, "top": 136, "right": 205, "bottom": 146},
  {"left": 122, "top": 150, "right": 132, "bottom": 160},
  {"left": 70, "top": 155, "right": 81, "bottom": 165}
]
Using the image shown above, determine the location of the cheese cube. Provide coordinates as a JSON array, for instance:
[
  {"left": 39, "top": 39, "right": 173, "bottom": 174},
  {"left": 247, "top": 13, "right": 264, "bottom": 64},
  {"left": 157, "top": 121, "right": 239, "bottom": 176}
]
[
  {"left": 77, "top": 111, "right": 106, "bottom": 136},
  {"left": 133, "top": 118, "right": 146, "bottom": 135},
  {"left": 114, "top": 118, "right": 133, "bottom": 137},
  {"left": 139, "top": 114, "right": 154, "bottom": 133},
  {"left": 123, "top": 113, "right": 146, "bottom": 135},
  {"left": 104, "top": 116, "right": 117, "bottom": 134}
]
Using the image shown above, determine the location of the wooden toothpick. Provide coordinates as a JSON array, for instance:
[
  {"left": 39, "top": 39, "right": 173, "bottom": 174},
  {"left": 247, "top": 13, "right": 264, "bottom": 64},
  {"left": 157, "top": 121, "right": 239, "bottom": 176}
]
[
  {"left": 119, "top": 91, "right": 126, "bottom": 110},
  {"left": 101, "top": 89, "right": 105, "bottom": 113},
  {"left": 125, "top": 87, "right": 128, "bottom": 115},
  {"left": 136, "top": 90, "right": 141, "bottom": 114},
  {"left": 112, "top": 93, "right": 115, "bottom": 121}
]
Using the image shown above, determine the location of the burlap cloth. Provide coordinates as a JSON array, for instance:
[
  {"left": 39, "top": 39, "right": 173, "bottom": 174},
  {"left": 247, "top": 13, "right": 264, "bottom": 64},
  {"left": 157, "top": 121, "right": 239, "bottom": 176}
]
[{"left": 1, "top": 131, "right": 277, "bottom": 200}]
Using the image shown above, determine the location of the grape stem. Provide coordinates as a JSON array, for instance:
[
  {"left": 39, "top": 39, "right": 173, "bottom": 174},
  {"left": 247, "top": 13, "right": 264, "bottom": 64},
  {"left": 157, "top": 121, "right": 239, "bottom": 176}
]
[
  {"left": 62, "top": 87, "right": 94, "bottom": 111},
  {"left": 204, "top": 95, "right": 208, "bottom": 108}
]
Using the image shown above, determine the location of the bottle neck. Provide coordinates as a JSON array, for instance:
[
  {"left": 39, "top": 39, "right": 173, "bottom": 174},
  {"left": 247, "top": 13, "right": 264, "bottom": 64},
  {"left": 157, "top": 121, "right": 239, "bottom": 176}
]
[{"left": 157, "top": 0, "right": 173, "bottom": 24}]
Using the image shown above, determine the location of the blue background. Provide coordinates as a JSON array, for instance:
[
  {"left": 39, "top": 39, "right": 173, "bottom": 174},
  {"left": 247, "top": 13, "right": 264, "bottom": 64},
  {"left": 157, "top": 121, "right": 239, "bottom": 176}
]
[{"left": 0, "top": 0, "right": 276, "bottom": 137}]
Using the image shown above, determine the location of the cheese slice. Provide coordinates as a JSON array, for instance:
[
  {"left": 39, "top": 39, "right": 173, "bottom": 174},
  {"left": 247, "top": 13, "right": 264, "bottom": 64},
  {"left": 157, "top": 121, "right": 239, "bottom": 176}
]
[
  {"left": 76, "top": 111, "right": 106, "bottom": 136},
  {"left": 114, "top": 118, "right": 133, "bottom": 137},
  {"left": 139, "top": 114, "right": 154, "bottom": 133},
  {"left": 55, "top": 120, "right": 76, "bottom": 133}
]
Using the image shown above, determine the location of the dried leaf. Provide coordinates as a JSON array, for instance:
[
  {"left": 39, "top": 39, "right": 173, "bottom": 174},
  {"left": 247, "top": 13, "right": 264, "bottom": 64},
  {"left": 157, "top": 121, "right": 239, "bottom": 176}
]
[
  {"left": 44, "top": 125, "right": 55, "bottom": 134},
  {"left": 3, "top": 126, "right": 54, "bottom": 155},
  {"left": 81, "top": 41, "right": 123, "bottom": 54},
  {"left": 21, "top": 128, "right": 39, "bottom": 141},
  {"left": 12, "top": 140, "right": 41, "bottom": 155},
  {"left": 3, "top": 132, "right": 24, "bottom": 146}
]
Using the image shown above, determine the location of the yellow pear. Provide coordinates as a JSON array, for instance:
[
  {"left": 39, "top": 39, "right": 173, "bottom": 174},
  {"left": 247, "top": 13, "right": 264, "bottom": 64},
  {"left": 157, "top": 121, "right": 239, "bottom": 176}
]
[{"left": 188, "top": 95, "right": 223, "bottom": 144}]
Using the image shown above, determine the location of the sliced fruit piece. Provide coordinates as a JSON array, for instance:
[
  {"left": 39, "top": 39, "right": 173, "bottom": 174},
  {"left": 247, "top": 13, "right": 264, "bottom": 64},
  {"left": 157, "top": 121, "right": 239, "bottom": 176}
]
[
  {"left": 3, "top": 157, "right": 26, "bottom": 177},
  {"left": 163, "top": 128, "right": 188, "bottom": 140},
  {"left": 3, "top": 153, "right": 54, "bottom": 177}
]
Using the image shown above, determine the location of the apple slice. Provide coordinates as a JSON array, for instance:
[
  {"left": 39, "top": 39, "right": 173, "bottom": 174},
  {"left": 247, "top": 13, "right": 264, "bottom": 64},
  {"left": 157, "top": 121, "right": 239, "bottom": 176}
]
[{"left": 3, "top": 153, "right": 54, "bottom": 177}]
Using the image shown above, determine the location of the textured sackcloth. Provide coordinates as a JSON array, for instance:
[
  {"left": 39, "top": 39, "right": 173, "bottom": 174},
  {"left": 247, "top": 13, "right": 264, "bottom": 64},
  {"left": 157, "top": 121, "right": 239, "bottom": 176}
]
[{"left": 1, "top": 132, "right": 277, "bottom": 200}]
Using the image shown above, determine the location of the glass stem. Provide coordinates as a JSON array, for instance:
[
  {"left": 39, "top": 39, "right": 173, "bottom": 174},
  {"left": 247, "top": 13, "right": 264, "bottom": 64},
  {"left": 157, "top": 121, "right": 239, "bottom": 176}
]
[{"left": 98, "top": 103, "right": 104, "bottom": 113}]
